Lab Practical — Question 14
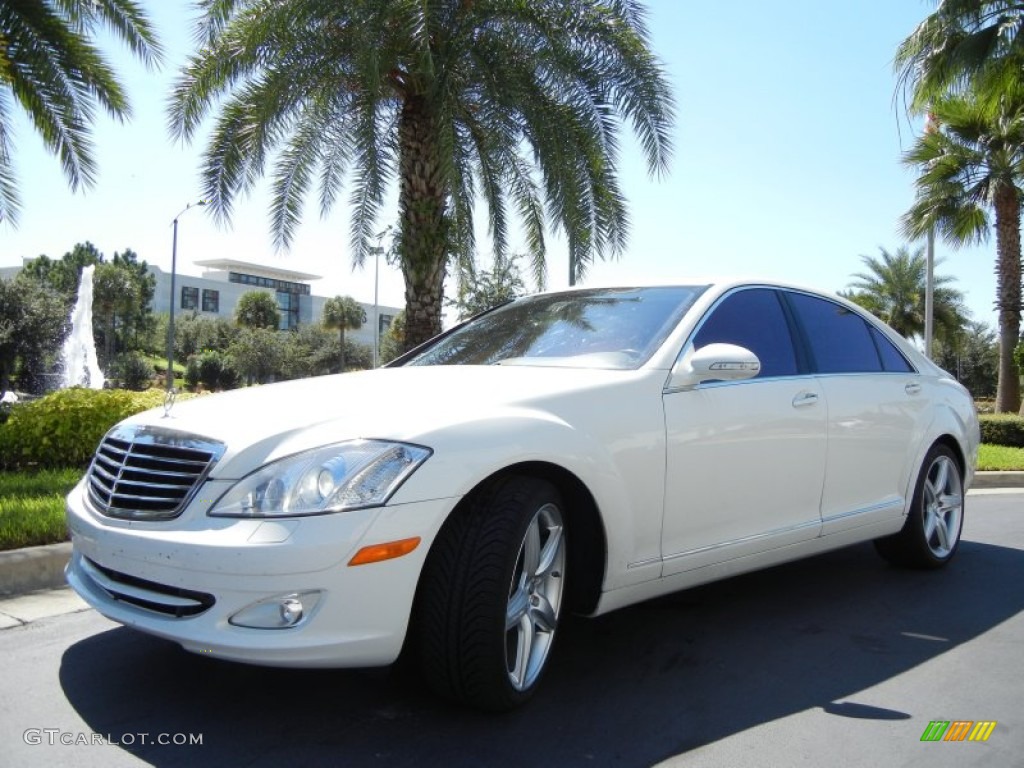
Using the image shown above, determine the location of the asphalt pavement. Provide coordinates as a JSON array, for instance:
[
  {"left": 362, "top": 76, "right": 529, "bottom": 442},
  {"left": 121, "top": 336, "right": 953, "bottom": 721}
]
[{"left": 0, "top": 487, "right": 1021, "bottom": 767}]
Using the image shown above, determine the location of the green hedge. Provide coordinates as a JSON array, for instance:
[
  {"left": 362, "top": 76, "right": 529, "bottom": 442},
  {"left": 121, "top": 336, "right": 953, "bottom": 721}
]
[
  {"left": 979, "top": 414, "right": 1024, "bottom": 449},
  {"left": 0, "top": 388, "right": 167, "bottom": 471}
]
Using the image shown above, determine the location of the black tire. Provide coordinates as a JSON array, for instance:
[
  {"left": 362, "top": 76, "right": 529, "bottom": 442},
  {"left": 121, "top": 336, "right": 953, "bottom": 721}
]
[
  {"left": 414, "top": 475, "right": 567, "bottom": 711},
  {"left": 874, "top": 444, "right": 964, "bottom": 569}
]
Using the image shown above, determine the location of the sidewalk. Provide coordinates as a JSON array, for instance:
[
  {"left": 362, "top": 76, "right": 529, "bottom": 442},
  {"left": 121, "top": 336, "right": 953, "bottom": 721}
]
[{"left": 1, "top": 473, "right": 1021, "bottom": 628}]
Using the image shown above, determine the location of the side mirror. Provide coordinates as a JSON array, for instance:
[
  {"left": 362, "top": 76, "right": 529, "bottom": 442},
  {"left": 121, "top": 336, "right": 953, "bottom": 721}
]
[{"left": 668, "top": 343, "right": 761, "bottom": 390}]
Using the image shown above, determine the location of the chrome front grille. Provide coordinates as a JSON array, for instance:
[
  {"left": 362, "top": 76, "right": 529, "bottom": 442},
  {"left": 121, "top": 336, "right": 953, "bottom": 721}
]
[{"left": 87, "top": 425, "right": 225, "bottom": 520}]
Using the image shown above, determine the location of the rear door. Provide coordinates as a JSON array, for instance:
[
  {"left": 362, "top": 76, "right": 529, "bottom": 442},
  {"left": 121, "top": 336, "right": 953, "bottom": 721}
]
[{"left": 783, "top": 291, "right": 930, "bottom": 535}]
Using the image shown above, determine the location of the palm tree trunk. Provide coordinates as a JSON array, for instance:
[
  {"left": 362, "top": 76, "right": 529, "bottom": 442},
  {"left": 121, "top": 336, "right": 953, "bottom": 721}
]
[
  {"left": 993, "top": 186, "right": 1022, "bottom": 413},
  {"left": 398, "top": 96, "right": 448, "bottom": 352}
]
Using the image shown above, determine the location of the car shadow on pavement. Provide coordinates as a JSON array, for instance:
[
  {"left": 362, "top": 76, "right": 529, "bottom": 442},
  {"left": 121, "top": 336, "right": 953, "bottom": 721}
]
[{"left": 59, "top": 540, "right": 1024, "bottom": 767}]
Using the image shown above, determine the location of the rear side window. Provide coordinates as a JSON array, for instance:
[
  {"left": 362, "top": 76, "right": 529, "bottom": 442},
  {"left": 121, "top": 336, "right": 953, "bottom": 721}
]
[
  {"left": 786, "top": 292, "right": 882, "bottom": 374},
  {"left": 693, "top": 288, "right": 798, "bottom": 378},
  {"left": 870, "top": 327, "right": 915, "bottom": 373}
]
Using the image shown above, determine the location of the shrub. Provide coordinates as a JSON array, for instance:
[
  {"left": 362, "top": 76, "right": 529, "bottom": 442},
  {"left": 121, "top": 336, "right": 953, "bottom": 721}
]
[
  {"left": 979, "top": 414, "right": 1024, "bottom": 448},
  {"left": 116, "top": 352, "right": 155, "bottom": 391},
  {"left": 185, "top": 355, "right": 202, "bottom": 389},
  {"left": 0, "top": 388, "right": 167, "bottom": 470}
]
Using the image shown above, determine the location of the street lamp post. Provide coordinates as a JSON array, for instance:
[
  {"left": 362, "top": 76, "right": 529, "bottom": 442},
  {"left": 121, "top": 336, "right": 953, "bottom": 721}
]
[
  {"left": 370, "top": 226, "right": 392, "bottom": 368},
  {"left": 166, "top": 201, "right": 206, "bottom": 391}
]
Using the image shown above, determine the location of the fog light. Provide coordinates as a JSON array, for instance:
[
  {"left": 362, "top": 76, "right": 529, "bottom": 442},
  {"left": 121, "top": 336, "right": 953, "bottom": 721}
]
[
  {"left": 229, "top": 591, "right": 322, "bottom": 629},
  {"left": 280, "top": 598, "right": 303, "bottom": 625}
]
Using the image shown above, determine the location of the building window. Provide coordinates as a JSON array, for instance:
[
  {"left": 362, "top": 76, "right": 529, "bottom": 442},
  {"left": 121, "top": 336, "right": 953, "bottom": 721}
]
[
  {"left": 379, "top": 314, "right": 394, "bottom": 334},
  {"left": 202, "top": 289, "right": 219, "bottom": 313},
  {"left": 181, "top": 286, "right": 198, "bottom": 310},
  {"left": 277, "top": 291, "right": 299, "bottom": 330}
]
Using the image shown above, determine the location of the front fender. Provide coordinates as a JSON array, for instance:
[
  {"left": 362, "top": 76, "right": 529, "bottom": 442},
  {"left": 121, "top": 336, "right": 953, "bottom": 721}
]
[{"left": 392, "top": 402, "right": 667, "bottom": 591}]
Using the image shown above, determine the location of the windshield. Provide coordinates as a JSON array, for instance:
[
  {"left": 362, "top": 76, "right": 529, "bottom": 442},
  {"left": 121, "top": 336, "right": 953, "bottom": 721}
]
[{"left": 403, "top": 286, "right": 708, "bottom": 369}]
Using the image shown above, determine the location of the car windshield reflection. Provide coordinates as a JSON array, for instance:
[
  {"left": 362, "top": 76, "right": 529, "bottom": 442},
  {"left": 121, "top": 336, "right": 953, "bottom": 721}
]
[{"left": 403, "top": 286, "right": 709, "bottom": 369}]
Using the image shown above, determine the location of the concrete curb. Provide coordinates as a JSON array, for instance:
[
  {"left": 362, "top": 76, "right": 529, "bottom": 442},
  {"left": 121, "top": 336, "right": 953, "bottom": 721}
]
[
  {"left": 973, "top": 470, "right": 1024, "bottom": 489},
  {"left": 0, "top": 473, "right": 1020, "bottom": 598},
  {"left": 0, "top": 541, "right": 71, "bottom": 597}
]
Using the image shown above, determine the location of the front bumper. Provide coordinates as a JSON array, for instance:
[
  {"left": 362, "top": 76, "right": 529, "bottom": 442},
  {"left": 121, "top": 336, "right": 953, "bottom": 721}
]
[{"left": 65, "top": 479, "right": 456, "bottom": 667}]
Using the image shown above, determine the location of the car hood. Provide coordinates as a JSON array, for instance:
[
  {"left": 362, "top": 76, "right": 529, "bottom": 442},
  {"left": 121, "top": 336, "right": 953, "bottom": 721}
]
[{"left": 125, "top": 365, "right": 644, "bottom": 478}]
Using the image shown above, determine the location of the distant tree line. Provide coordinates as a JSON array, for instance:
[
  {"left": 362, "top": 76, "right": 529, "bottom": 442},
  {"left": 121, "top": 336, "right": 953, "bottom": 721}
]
[{"left": 0, "top": 242, "right": 376, "bottom": 394}]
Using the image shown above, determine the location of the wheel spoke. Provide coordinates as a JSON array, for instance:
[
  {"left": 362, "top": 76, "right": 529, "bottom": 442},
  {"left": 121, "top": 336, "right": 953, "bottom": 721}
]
[
  {"left": 938, "top": 492, "right": 962, "bottom": 514},
  {"left": 508, "top": 614, "right": 533, "bottom": 687},
  {"left": 530, "top": 593, "right": 557, "bottom": 632},
  {"left": 933, "top": 513, "right": 951, "bottom": 551},
  {"left": 522, "top": 516, "right": 541, "bottom": 578},
  {"left": 535, "top": 521, "right": 564, "bottom": 578},
  {"left": 923, "top": 506, "right": 938, "bottom": 541},
  {"left": 506, "top": 587, "right": 529, "bottom": 631},
  {"left": 930, "top": 460, "right": 949, "bottom": 497}
]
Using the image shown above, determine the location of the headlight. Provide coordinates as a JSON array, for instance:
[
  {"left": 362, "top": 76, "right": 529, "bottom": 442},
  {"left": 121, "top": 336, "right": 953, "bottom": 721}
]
[{"left": 209, "top": 440, "right": 432, "bottom": 518}]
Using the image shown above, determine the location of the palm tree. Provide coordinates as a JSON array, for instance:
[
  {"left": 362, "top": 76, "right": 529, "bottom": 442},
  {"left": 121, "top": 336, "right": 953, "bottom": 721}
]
[
  {"left": 900, "top": 94, "right": 1024, "bottom": 413},
  {"left": 843, "top": 245, "right": 969, "bottom": 344},
  {"left": 169, "top": 0, "right": 673, "bottom": 350},
  {"left": 0, "top": 1, "right": 161, "bottom": 225},
  {"left": 322, "top": 295, "right": 366, "bottom": 372},
  {"left": 896, "top": 1, "right": 1024, "bottom": 110}
]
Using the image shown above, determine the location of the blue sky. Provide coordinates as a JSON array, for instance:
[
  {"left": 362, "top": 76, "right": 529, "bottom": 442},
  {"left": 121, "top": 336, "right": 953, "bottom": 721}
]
[{"left": 0, "top": 1, "right": 999, "bottom": 328}]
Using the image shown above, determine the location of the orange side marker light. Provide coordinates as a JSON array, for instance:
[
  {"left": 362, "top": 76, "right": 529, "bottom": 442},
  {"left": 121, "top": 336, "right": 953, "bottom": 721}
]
[{"left": 348, "top": 537, "right": 421, "bottom": 566}]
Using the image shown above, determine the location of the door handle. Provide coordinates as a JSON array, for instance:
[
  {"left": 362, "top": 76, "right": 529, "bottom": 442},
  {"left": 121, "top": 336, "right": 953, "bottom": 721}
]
[
  {"left": 792, "top": 391, "right": 819, "bottom": 407},
  {"left": 905, "top": 382, "right": 922, "bottom": 396}
]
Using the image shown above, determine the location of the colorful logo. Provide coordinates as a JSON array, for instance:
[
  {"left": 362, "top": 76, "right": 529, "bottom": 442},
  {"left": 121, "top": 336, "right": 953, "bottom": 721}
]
[{"left": 920, "top": 720, "right": 997, "bottom": 742}]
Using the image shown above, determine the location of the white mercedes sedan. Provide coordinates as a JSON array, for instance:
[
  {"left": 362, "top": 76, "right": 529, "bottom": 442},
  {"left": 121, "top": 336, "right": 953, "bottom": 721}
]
[{"left": 66, "top": 281, "right": 979, "bottom": 710}]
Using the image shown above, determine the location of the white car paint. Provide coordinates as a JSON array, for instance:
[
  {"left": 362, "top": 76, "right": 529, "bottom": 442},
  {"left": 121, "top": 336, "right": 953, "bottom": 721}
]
[{"left": 65, "top": 280, "right": 980, "bottom": 681}]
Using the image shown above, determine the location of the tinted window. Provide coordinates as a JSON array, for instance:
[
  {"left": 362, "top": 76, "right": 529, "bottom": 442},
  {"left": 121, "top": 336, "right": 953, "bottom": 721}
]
[
  {"left": 871, "top": 327, "right": 914, "bottom": 372},
  {"left": 692, "top": 288, "right": 798, "bottom": 378},
  {"left": 787, "top": 293, "right": 882, "bottom": 374},
  {"left": 404, "top": 286, "right": 708, "bottom": 369}
]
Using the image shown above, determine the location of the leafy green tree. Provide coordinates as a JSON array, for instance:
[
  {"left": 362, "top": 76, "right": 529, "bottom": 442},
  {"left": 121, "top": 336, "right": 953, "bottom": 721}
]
[
  {"left": 111, "top": 248, "right": 157, "bottom": 350},
  {"left": 935, "top": 321, "right": 999, "bottom": 398},
  {"left": 279, "top": 325, "right": 337, "bottom": 380},
  {"left": 842, "top": 245, "right": 969, "bottom": 345},
  {"left": 378, "top": 310, "right": 406, "bottom": 365},
  {"left": 900, "top": 94, "right": 1024, "bottom": 413},
  {"left": 170, "top": 0, "right": 674, "bottom": 351},
  {"left": 229, "top": 328, "right": 283, "bottom": 385},
  {"left": 0, "top": 1, "right": 161, "bottom": 224},
  {"left": 449, "top": 253, "right": 527, "bottom": 322},
  {"left": 896, "top": 0, "right": 1024, "bottom": 110},
  {"left": 173, "top": 313, "right": 239, "bottom": 360},
  {"left": 322, "top": 296, "right": 366, "bottom": 372},
  {"left": 235, "top": 290, "right": 281, "bottom": 330},
  {"left": 24, "top": 243, "right": 156, "bottom": 364},
  {"left": 92, "top": 262, "right": 140, "bottom": 367},
  {"left": 0, "top": 275, "right": 67, "bottom": 393},
  {"left": 22, "top": 242, "right": 103, "bottom": 301}
]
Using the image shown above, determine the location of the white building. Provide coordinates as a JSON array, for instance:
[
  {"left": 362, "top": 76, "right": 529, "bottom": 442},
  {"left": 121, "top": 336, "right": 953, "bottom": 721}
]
[{"left": 6, "top": 258, "right": 401, "bottom": 351}]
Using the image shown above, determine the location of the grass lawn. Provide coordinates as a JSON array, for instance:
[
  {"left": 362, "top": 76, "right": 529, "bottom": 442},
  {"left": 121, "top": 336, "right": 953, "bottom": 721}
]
[
  {"left": 977, "top": 444, "right": 1024, "bottom": 471},
  {"left": 1, "top": 445, "right": 1022, "bottom": 552},
  {"left": 0, "top": 468, "right": 81, "bottom": 551}
]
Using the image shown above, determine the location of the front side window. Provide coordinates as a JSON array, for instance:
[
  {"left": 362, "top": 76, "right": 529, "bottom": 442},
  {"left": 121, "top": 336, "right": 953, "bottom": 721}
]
[
  {"left": 786, "top": 292, "right": 882, "bottom": 374},
  {"left": 692, "top": 288, "right": 799, "bottom": 378},
  {"left": 404, "top": 286, "right": 708, "bottom": 369}
]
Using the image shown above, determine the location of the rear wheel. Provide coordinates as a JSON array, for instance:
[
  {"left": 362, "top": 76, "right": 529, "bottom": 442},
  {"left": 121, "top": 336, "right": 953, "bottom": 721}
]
[
  {"left": 415, "top": 475, "right": 567, "bottom": 710},
  {"left": 874, "top": 444, "right": 964, "bottom": 569}
]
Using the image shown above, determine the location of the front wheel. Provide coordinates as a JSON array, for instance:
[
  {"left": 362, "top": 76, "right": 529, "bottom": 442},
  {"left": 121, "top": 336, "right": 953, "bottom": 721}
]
[
  {"left": 415, "top": 475, "right": 567, "bottom": 710},
  {"left": 874, "top": 444, "right": 964, "bottom": 569}
]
